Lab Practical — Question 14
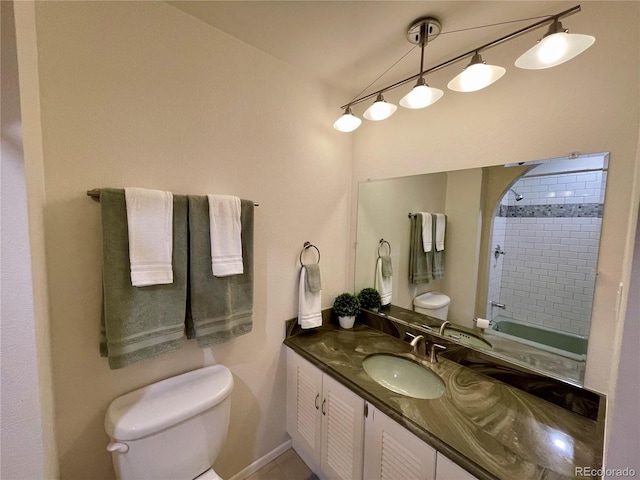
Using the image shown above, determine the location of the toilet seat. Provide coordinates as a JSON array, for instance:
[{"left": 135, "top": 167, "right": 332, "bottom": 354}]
[{"left": 194, "top": 468, "right": 221, "bottom": 480}]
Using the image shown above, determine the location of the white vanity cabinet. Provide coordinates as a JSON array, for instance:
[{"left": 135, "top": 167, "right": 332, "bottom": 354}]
[
  {"left": 285, "top": 348, "right": 365, "bottom": 480},
  {"left": 286, "top": 348, "right": 480, "bottom": 480},
  {"left": 363, "top": 405, "right": 437, "bottom": 480},
  {"left": 436, "top": 452, "right": 480, "bottom": 480}
]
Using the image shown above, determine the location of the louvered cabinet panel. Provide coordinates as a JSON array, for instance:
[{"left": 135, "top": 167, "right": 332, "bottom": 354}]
[
  {"left": 320, "top": 374, "right": 365, "bottom": 480},
  {"left": 286, "top": 348, "right": 322, "bottom": 468},
  {"left": 364, "top": 406, "right": 436, "bottom": 480}
]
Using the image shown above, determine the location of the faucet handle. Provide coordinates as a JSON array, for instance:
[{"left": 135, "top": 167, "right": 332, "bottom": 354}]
[{"left": 429, "top": 344, "right": 446, "bottom": 363}]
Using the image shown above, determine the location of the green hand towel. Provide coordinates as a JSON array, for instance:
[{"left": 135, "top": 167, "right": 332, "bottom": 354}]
[
  {"left": 187, "top": 196, "right": 254, "bottom": 347},
  {"left": 380, "top": 256, "right": 393, "bottom": 277},
  {"left": 305, "top": 264, "right": 322, "bottom": 293},
  {"left": 100, "top": 189, "right": 188, "bottom": 369},
  {"left": 409, "top": 213, "right": 432, "bottom": 284}
]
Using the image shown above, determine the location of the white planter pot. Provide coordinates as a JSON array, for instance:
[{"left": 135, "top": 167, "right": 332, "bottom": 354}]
[{"left": 338, "top": 316, "right": 356, "bottom": 329}]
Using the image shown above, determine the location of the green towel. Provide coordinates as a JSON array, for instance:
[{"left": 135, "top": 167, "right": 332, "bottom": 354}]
[
  {"left": 380, "top": 255, "right": 393, "bottom": 277},
  {"left": 305, "top": 264, "right": 322, "bottom": 293},
  {"left": 100, "top": 189, "right": 188, "bottom": 369},
  {"left": 409, "top": 213, "right": 432, "bottom": 284},
  {"left": 187, "top": 196, "right": 254, "bottom": 347}
]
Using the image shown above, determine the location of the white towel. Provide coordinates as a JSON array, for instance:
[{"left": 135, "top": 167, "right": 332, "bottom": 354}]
[
  {"left": 124, "top": 188, "right": 174, "bottom": 287},
  {"left": 435, "top": 213, "right": 446, "bottom": 251},
  {"left": 375, "top": 257, "right": 392, "bottom": 306},
  {"left": 421, "top": 212, "right": 433, "bottom": 252},
  {"left": 298, "top": 267, "right": 322, "bottom": 329},
  {"left": 207, "top": 195, "right": 243, "bottom": 277}
]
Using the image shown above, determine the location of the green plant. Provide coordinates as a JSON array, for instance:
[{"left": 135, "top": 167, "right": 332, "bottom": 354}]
[
  {"left": 358, "top": 288, "right": 382, "bottom": 311},
  {"left": 333, "top": 293, "right": 360, "bottom": 317}
]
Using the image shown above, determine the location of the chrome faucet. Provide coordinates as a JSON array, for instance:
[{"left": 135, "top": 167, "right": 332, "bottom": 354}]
[
  {"left": 407, "top": 333, "right": 427, "bottom": 357},
  {"left": 439, "top": 321, "right": 451, "bottom": 336},
  {"left": 490, "top": 301, "right": 506, "bottom": 309}
]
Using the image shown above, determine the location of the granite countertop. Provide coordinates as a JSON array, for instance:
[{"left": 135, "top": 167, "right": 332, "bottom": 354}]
[{"left": 283, "top": 323, "right": 602, "bottom": 480}]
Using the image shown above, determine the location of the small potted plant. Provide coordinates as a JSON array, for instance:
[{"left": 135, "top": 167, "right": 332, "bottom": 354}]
[
  {"left": 358, "top": 288, "right": 382, "bottom": 312},
  {"left": 333, "top": 293, "right": 360, "bottom": 329}
]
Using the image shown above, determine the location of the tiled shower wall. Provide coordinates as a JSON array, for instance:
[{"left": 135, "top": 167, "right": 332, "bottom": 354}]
[{"left": 488, "top": 171, "right": 605, "bottom": 336}]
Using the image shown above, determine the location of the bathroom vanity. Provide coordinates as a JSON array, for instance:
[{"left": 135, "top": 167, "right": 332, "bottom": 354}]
[{"left": 283, "top": 313, "right": 604, "bottom": 480}]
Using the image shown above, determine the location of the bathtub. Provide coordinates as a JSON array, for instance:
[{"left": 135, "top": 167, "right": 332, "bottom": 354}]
[{"left": 486, "top": 316, "right": 588, "bottom": 361}]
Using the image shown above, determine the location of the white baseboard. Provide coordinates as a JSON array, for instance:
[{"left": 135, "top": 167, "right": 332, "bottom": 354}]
[{"left": 228, "top": 439, "right": 293, "bottom": 480}]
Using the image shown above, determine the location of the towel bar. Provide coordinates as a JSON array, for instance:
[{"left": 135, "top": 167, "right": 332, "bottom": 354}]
[{"left": 87, "top": 189, "right": 259, "bottom": 206}]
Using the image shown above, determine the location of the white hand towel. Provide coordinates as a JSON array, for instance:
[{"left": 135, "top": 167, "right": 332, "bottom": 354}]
[
  {"left": 298, "top": 267, "right": 322, "bottom": 329},
  {"left": 421, "top": 212, "right": 433, "bottom": 252},
  {"left": 375, "top": 257, "right": 392, "bottom": 306},
  {"left": 207, "top": 195, "right": 243, "bottom": 277},
  {"left": 124, "top": 188, "right": 174, "bottom": 287},
  {"left": 435, "top": 213, "right": 446, "bottom": 251}
]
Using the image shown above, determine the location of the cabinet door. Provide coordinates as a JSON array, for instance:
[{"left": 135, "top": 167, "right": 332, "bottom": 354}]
[
  {"left": 364, "top": 406, "right": 436, "bottom": 480},
  {"left": 320, "top": 374, "right": 365, "bottom": 480},
  {"left": 286, "top": 348, "right": 323, "bottom": 467},
  {"left": 436, "top": 452, "right": 479, "bottom": 480}
]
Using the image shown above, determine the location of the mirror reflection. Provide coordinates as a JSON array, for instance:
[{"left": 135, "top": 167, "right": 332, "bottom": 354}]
[{"left": 355, "top": 153, "right": 609, "bottom": 385}]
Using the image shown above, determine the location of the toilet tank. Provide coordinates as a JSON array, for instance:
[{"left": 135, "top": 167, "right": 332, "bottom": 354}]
[
  {"left": 105, "top": 365, "right": 233, "bottom": 480},
  {"left": 413, "top": 292, "right": 450, "bottom": 321}
]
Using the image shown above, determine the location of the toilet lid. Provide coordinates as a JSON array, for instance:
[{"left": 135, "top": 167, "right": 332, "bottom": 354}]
[{"left": 414, "top": 292, "right": 450, "bottom": 309}]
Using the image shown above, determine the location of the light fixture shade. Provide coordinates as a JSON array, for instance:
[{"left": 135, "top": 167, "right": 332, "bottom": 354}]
[
  {"left": 515, "top": 25, "right": 595, "bottom": 70},
  {"left": 399, "top": 80, "right": 444, "bottom": 109},
  {"left": 363, "top": 93, "right": 397, "bottom": 121},
  {"left": 447, "top": 53, "right": 506, "bottom": 92},
  {"left": 333, "top": 106, "right": 361, "bottom": 132}
]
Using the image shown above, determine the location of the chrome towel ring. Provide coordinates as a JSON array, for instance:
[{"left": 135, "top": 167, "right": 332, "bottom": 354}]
[
  {"left": 300, "top": 241, "right": 321, "bottom": 266},
  {"left": 378, "top": 239, "right": 391, "bottom": 258}
]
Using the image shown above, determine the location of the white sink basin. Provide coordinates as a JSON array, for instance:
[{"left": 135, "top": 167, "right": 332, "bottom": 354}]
[{"left": 362, "top": 354, "right": 445, "bottom": 399}]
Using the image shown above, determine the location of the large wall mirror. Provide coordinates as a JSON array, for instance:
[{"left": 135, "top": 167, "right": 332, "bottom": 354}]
[{"left": 355, "top": 153, "right": 609, "bottom": 386}]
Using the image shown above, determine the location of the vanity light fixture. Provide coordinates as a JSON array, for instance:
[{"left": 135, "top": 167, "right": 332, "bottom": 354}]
[
  {"left": 333, "top": 4, "right": 594, "bottom": 133},
  {"left": 363, "top": 93, "right": 397, "bottom": 121},
  {"left": 447, "top": 52, "right": 506, "bottom": 93},
  {"left": 515, "top": 18, "right": 595, "bottom": 70},
  {"left": 333, "top": 105, "right": 362, "bottom": 132}
]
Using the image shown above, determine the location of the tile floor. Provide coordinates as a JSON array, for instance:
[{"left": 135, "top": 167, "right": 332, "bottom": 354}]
[{"left": 245, "top": 448, "right": 318, "bottom": 480}]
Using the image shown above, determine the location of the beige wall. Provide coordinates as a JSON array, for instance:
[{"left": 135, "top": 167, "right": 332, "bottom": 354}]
[
  {"left": 351, "top": 2, "right": 640, "bottom": 394},
  {"left": 24, "top": 1, "right": 352, "bottom": 478},
  {"left": 442, "top": 169, "right": 483, "bottom": 328}
]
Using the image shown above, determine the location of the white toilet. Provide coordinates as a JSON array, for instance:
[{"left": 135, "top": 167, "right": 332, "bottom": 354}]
[
  {"left": 105, "top": 364, "right": 233, "bottom": 480},
  {"left": 413, "top": 292, "right": 450, "bottom": 321}
]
